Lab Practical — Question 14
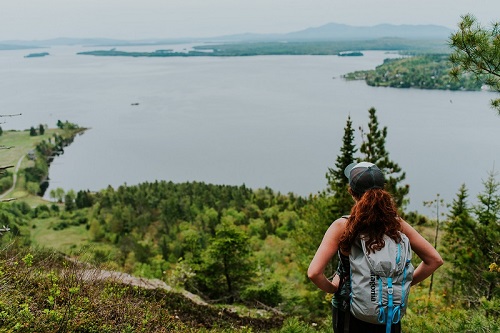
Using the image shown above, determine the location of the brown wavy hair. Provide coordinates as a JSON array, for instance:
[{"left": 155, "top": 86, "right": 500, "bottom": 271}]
[{"left": 339, "top": 188, "right": 402, "bottom": 254}]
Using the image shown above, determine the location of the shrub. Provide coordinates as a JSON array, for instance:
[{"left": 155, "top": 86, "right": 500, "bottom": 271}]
[{"left": 242, "top": 282, "right": 283, "bottom": 307}]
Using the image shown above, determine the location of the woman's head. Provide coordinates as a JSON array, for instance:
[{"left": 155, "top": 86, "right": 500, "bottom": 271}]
[
  {"left": 340, "top": 162, "right": 401, "bottom": 253},
  {"left": 344, "top": 161, "right": 385, "bottom": 196}
]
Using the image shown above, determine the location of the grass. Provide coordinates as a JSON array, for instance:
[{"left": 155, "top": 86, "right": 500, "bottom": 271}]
[
  {"left": 0, "top": 245, "right": 284, "bottom": 333},
  {"left": 0, "top": 129, "right": 59, "bottom": 169},
  {"left": 0, "top": 128, "right": 79, "bottom": 204},
  {"left": 30, "top": 217, "right": 90, "bottom": 253}
]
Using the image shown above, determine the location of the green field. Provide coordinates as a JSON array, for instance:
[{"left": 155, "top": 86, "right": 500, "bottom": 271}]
[{"left": 0, "top": 127, "right": 78, "bottom": 203}]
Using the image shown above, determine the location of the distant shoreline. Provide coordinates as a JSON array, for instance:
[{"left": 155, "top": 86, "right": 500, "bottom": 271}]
[{"left": 76, "top": 39, "right": 449, "bottom": 58}]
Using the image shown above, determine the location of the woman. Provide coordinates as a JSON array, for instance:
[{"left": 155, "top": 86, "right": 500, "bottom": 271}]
[{"left": 308, "top": 162, "right": 443, "bottom": 333}]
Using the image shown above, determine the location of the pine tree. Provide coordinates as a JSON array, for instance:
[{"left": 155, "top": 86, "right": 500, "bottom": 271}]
[
  {"left": 442, "top": 184, "right": 479, "bottom": 300},
  {"left": 359, "top": 107, "right": 409, "bottom": 208},
  {"left": 443, "top": 176, "right": 500, "bottom": 303},
  {"left": 449, "top": 14, "right": 500, "bottom": 114},
  {"left": 325, "top": 115, "right": 357, "bottom": 215},
  {"left": 474, "top": 169, "right": 500, "bottom": 226},
  {"left": 473, "top": 170, "right": 500, "bottom": 301}
]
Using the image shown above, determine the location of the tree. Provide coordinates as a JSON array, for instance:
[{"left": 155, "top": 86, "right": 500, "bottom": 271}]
[
  {"left": 50, "top": 187, "right": 65, "bottom": 203},
  {"left": 38, "top": 124, "right": 45, "bottom": 136},
  {"left": 75, "top": 190, "right": 94, "bottom": 209},
  {"left": 442, "top": 184, "right": 479, "bottom": 301},
  {"left": 196, "top": 221, "right": 254, "bottom": 303},
  {"left": 359, "top": 107, "right": 409, "bottom": 208},
  {"left": 443, "top": 174, "right": 500, "bottom": 304},
  {"left": 474, "top": 169, "right": 500, "bottom": 226},
  {"left": 325, "top": 115, "right": 356, "bottom": 216},
  {"left": 449, "top": 14, "right": 500, "bottom": 114},
  {"left": 473, "top": 171, "right": 500, "bottom": 301},
  {"left": 64, "top": 189, "right": 76, "bottom": 212},
  {"left": 29, "top": 126, "right": 37, "bottom": 136}
]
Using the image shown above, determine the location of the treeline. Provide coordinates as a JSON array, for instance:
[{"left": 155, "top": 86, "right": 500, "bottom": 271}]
[
  {"left": 12, "top": 181, "right": 310, "bottom": 311},
  {"left": 22, "top": 120, "right": 85, "bottom": 196},
  {"left": 77, "top": 38, "right": 447, "bottom": 58},
  {"left": 343, "top": 54, "right": 484, "bottom": 90}
]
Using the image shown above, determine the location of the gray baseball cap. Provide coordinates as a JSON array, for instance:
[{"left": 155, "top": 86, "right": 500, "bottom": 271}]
[{"left": 344, "top": 162, "right": 385, "bottom": 195}]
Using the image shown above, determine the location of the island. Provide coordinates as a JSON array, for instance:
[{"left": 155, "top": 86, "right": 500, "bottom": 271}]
[
  {"left": 24, "top": 52, "right": 50, "bottom": 58},
  {"left": 338, "top": 51, "right": 363, "bottom": 56},
  {"left": 76, "top": 39, "right": 447, "bottom": 58}
]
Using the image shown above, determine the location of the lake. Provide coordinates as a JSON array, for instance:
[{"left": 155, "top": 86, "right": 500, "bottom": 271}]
[{"left": 0, "top": 45, "right": 498, "bottom": 215}]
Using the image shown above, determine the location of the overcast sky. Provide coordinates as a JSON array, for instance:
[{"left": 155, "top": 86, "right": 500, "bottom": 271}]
[{"left": 1, "top": 0, "right": 499, "bottom": 41}]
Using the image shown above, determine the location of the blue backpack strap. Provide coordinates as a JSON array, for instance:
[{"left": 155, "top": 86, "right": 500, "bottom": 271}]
[{"left": 386, "top": 277, "right": 394, "bottom": 333}]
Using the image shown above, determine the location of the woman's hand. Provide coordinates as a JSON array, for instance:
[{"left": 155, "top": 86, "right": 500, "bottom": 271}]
[{"left": 331, "top": 274, "right": 340, "bottom": 293}]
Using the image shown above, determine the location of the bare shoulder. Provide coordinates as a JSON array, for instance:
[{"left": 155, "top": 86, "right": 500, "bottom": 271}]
[
  {"left": 331, "top": 216, "right": 348, "bottom": 229},
  {"left": 324, "top": 216, "right": 348, "bottom": 238},
  {"left": 399, "top": 218, "right": 419, "bottom": 236}
]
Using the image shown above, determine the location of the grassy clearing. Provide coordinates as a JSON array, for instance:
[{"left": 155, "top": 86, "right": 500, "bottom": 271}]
[
  {"left": 0, "top": 128, "right": 74, "bottom": 203},
  {"left": 0, "top": 129, "right": 59, "bottom": 168},
  {"left": 30, "top": 217, "right": 90, "bottom": 253}
]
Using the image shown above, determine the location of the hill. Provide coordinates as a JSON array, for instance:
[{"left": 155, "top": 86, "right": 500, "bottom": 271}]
[
  {"left": 217, "top": 23, "right": 452, "bottom": 42},
  {"left": 0, "top": 22, "right": 452, "bottom": 49}
]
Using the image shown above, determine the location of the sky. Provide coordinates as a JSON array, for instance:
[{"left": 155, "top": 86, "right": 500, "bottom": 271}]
[{"left": 1, "top": 0, "right": 499, "bottom": 41}]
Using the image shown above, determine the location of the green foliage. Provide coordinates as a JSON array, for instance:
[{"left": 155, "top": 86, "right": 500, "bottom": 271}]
[
  {"left": 272, "top": 317, "right": 327, "bottom": 333},
  {"left": 78, "top": 39, "right": 447, "bottom": 58},
  {"left": 29, "top": 126, "right": 37, "bottom": 136},
  {"left": 344, "top": 54, "right": 483, "bottom": 90},
  {"left": 359, "top": 107, "right": 409, "bottom": 208},
  {"left": 0, "top": 246, "right": 283, "bottom": 332},
  {"left": 442, "top": 176, "right": 500, "bottom": 305},
  {"left": 64, "top": 189, "right": 76, "bottom": 212},
  {"left": 56, "top": 120, "right": 80, "bottom": 130},
  {"left": 474, "top": 169, "right": 500, "bottom": 225},
  {"left": 0, "top": 171, "right": 13, "bottom": 193},
  {"left": 38, "top": 124, "right": 45, "bottom": 136},
  {"left": 49, "top": 187, "right": 65, "bottom": 203},
  {"left": 242, "top": 281, "right": 283, "bottom": 307},
  {"left": 75, "top": 189, "right": 94, "bottom": 208},
  {"left": 325, "top": 115, "right": 356, "bottom": 216},
  {"left": 449, "top": 14, "right": 500, "bottom": 114},
  {"left": 194, "top": 221, "right": 254, "bottom": 303}
]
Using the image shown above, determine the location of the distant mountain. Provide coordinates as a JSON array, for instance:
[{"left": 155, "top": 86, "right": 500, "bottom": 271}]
[
  {"left": 212, "top": 23, "right": 453, "bottom": 42},
  {"left": 0, "top": 23, "right": 453, "bottom": 49},
  {"left": 286, "top": 23, "right": 452, "bottom": 40}
]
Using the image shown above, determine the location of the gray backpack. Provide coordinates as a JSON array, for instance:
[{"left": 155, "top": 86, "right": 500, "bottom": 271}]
[{"left": 349, "top": 232, "right": 414, "bottom": 332}]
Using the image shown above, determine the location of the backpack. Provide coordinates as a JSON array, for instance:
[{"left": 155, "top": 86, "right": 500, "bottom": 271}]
[{"left": 349, "top": 232, "right": 414, "bottom": 333}]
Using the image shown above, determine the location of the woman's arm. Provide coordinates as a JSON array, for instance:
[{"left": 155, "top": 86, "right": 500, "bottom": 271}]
[
  {"left": 401, "top": 220, "right": 444, "bottom": 285},
  {"left": 307, "top": 218, "right": 346, "bottom": 293}
]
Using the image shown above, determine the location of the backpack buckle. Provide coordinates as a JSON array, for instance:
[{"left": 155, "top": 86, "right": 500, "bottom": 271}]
[{"left": 387, "top": 287, "right": 393, "bottom": 295}]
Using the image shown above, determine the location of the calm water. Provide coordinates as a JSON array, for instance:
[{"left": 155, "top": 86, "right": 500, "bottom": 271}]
[{"left": 0, "top": 46, "right": 498, "bottom": 215}]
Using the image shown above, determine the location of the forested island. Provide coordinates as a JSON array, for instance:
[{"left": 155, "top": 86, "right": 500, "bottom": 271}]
[
  {"left": 77, "top": 38, "right": 448, "bottom": 57},
  {"left": 338, "top": 51, "right": 363, "bottom": 56},
  {"left": 343, "top": 54, "right": 484, "bottom": 90},
  {"left": 24, "top": 52, "right": 50, "bottom": 58}
]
